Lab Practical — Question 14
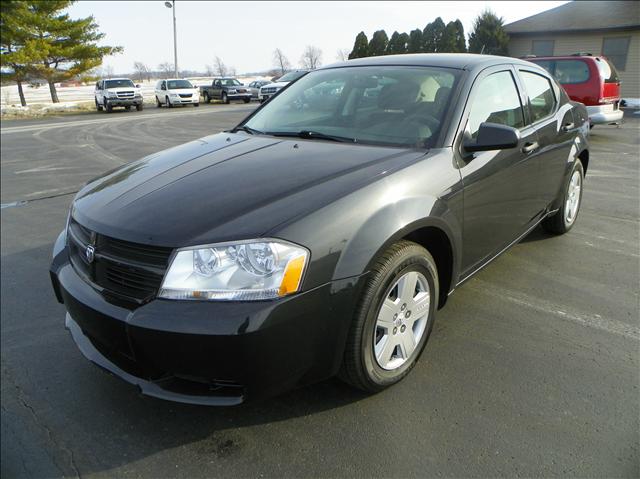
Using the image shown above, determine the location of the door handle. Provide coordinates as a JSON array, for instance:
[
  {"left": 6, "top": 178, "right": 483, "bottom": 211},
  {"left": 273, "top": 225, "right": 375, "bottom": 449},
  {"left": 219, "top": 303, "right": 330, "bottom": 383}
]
[
  {"left": 521, "top": 141, "right": 539, "bottom": 154},
  {"left": 562, "top": 122, "right": 575, "bottom": 132}
]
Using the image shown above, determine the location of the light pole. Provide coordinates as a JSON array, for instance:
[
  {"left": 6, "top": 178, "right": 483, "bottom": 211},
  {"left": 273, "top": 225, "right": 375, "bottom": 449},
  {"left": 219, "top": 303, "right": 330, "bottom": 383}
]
[{"left": 164, "top": 1, "right": 178, "bottom": 78}]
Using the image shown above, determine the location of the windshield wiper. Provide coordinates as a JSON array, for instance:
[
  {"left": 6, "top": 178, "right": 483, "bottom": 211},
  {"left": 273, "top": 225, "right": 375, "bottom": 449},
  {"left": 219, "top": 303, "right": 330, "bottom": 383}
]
[
  {"left": 267, "top": 130, "right": 357, "bottom": 143},
  {"left": 230, "top": 125, "right": 263, "bottom": 135}
]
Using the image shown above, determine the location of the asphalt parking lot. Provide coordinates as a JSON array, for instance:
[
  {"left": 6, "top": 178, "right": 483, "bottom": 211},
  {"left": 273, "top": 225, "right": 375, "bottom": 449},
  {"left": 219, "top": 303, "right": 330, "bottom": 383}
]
[{"left": 1, "top": 105, "right": 638, "bottom": 478}]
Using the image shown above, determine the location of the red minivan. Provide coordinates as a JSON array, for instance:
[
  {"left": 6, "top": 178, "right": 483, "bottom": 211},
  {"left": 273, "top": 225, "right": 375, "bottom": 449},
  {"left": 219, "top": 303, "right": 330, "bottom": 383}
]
[{"left": 527, "top": 54, "right": 623, "bottom": 126}]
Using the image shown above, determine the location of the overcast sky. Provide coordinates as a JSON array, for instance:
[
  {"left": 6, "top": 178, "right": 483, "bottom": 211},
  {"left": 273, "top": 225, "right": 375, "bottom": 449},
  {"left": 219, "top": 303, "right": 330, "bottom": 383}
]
[{"left": 66, "top": 1, "right": 568, "bottom": 75}]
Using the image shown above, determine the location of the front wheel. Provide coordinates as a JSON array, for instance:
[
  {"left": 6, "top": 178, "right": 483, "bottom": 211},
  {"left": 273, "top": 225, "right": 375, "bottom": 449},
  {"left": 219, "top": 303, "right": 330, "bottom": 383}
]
[
  {"left": 156, "top": 96, "right": 162, "bottom": 108},
  {"left": 95, "top": 98, "right": 103, "bottom": 111},
  {"left": 222, "top": 92, "right": 229, "bottom": 104},
  {"left": 165, "top": 96, "right": 173, "bottom": 108},
  {"left": 340, "top": 240, "right": 438, "bottom": 392},
  {"left": 104, "top": 100, "right": 112, "bottom": 113},
  {"left": 136, "top": 103, "right": 143, "bottom": 111},
  {"left": 542, "top": 160, "right": 584, "bottom": 235},
  {"left": 203, "top": 92, "right": 210, "bottom": 104},
  {"left": 193, "top": 103, "right": 199, "bottom": 107},
  {"left": 243, "top": 98, "right": 250, "bottom": 104}
]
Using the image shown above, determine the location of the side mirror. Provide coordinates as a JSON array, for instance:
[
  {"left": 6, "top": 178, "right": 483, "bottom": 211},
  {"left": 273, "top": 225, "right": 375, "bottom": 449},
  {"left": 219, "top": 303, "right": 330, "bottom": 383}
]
[
  {"left": 463, "top": 122, "right": 520, "bottom": 152},
  {"left": 135, "top": 84, "right": 141, "bottom": 88}
]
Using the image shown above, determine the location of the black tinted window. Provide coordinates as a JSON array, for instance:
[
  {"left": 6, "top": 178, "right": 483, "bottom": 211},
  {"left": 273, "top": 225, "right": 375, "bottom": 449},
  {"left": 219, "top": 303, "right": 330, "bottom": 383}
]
[
  {"left": 520, "top": 71, "right": 556, "bottom": 123},
  {"left": 468, "top": 71, "right": 524, "bottom": 138},
  {"left": 595, "top": 57, "right": 620, "bottom": 83},
  {"left": 554, "top": 60, "right": 590, "bottom": 84}
]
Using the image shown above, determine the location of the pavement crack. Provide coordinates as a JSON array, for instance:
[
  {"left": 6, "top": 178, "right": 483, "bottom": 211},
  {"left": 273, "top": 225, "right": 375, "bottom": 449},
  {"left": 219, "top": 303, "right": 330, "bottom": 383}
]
[{"left": 3, "top": 366, "right": 82, "bottom": 478}]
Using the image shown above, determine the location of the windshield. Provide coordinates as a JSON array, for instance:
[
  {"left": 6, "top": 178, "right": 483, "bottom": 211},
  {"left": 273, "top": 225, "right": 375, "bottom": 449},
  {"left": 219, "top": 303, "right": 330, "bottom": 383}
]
[
  {"left": 277, "top": 71, "right": 307, "bottom": 82},
  {"left": 244, "top": 66, "right": 459, "bottom": 148},
  {"left": 219, "top": 79, "right": 241, "bottom": 86},
  {"left": 167, "top": 80, "right": 194, "bottom": 89},
  {"left": 104, "top": 79, "right": 135, "bottom": 89}
]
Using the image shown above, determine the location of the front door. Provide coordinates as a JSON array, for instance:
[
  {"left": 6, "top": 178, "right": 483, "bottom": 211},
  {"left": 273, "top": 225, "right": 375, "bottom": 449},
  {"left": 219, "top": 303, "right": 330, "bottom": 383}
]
[{"left": 456, "top": 66, "right": 545, "bottom": 276}]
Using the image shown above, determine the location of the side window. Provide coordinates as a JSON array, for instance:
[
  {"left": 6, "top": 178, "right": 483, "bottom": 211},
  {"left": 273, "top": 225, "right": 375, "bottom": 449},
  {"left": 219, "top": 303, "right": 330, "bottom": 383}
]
[
  {"left": 519, "top": 71, "right": 556, "bottom": 123},
  {"left": 161, "top": 81, "right": 166, "bottom": 90},
  {"left": 467, "top": 70, "right": 524, "bottom": 138},
  {"left": 553, "top": 60, "right": 590, "bottom": 84}
]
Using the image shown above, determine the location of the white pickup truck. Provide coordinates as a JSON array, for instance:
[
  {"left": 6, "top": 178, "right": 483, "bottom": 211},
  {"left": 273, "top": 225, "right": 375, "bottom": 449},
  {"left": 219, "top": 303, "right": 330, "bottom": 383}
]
[{"left": 94, "top": 78, "right": 144, "bottom": 113}]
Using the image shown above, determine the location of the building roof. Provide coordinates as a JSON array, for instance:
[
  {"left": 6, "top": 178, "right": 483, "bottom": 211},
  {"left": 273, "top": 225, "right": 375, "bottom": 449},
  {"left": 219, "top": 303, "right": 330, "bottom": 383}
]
[{"left": 505, "top": 1, "right": 640, "bottom": 35}]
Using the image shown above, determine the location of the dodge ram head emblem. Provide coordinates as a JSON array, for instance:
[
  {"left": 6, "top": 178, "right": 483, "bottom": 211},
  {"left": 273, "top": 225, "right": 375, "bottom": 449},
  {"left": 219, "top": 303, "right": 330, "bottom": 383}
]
[{"left": 85, "top": 244, "right": 95, "bottom": 263}]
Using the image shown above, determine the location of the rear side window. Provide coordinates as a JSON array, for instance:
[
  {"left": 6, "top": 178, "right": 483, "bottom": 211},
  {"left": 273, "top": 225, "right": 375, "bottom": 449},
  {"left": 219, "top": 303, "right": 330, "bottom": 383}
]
[
  {"left": 553, "top": 60, "right": 590, "bottom": 84},
  {"left": 467, "top": 70, "right": 524, "bottom": 138},
  {"left": 520, "top": 71, "right": 556, "bottom": 123},
  {"left": 595, "top": 57, "right": 620, "bottom": 83}
]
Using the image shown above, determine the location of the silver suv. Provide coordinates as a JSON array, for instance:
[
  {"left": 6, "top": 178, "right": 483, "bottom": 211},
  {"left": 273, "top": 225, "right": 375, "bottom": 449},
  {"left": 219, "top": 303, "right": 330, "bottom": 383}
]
[{"left": 94, "top": 78, "right": 143, "bottom": 113}]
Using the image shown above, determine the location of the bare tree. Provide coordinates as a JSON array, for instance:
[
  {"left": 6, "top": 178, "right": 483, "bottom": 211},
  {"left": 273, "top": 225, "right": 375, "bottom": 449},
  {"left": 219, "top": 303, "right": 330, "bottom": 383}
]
[
  {"left": 133, "top": 61, "right": 150, "bottom": 82},
  {"left": 213, "top": 56, "right": 228, "bottom": 77},
  {"left": 158, "top": 62, "right": 174, "bottom": 77},
  {"left": 205, "top": 64, "right": 214, "bottom": 76},
  {"left": 336, "top": 48, "right": 350, "bottom": 61},
  {"left": 300, "top": 45, "right": 322, "bottom": 69},
  {"left": 273, "top": 48, "right": 291, "bottom": 75}
]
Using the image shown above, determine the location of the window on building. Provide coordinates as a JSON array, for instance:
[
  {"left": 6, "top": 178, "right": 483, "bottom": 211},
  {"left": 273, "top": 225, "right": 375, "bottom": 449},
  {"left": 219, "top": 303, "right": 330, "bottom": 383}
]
[
  {"left": 602, "top": 37, "right": 631, "bottom": 71},
  {"left": 532, "top": 39, "right": 554, "bottom": 56}
]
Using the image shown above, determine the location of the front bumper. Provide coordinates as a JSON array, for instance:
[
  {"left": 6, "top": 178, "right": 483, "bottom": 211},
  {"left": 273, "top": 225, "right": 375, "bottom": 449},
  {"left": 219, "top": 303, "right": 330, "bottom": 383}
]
[
  {"left": 226, "top": 93, "right": 252, "bottom": 101},
  {"left": 170, "top": 95, "right": 199, "bottom": 104},
  {"left": 50, "top": 238, "right": 363, "bottom": 405},
  {"left": 106, "top": 97, "right": 143, "bottom": 107},
  {"left": 586, "top": 103, "right": 623, "bottom": 124}
]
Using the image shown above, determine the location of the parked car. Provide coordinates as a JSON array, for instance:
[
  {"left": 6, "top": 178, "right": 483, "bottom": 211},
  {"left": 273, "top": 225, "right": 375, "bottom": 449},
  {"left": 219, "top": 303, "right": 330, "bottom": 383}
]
[
  {"left": 51, "top": 54, "right": 589, "bottom": 405},
  {"left": 526, "top": 53, "right": 623, "bottom": 127},
  {"left": 247, "top": 80, "right": 271, "bottom": 99},
  {"left": 154, "top": 79, "right": 199, "bottom": 108},
  {"left": 200, "top": 78, "right": 251, "bottom": 104},
  {"left": 258, "top": 70, "right": 308, "bottom": 103},
  {"left": 94, "top": 78, "right": 143, "bottom": 113}
]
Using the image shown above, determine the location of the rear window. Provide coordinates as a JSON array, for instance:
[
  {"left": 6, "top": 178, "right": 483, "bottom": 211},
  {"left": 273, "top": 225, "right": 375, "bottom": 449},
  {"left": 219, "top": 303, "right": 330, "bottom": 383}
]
[{"left": 595, "top": 57, "right": 620, "bottom": 83}]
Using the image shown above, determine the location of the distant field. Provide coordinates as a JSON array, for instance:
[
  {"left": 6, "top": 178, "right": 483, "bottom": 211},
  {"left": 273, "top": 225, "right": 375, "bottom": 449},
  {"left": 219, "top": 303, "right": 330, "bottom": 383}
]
[{"left": 0, "top": 76, "right": 268, "bottom": 106}]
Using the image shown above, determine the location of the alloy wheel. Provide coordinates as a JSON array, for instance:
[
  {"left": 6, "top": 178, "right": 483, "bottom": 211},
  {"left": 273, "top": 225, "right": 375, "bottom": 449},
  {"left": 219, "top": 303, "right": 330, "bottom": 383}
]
[
  {"left": 374, "top": 271, "right": 430, "bottom": 371},
  {"left": 565, "top": 170, "right": 582, "bottom": 225}
]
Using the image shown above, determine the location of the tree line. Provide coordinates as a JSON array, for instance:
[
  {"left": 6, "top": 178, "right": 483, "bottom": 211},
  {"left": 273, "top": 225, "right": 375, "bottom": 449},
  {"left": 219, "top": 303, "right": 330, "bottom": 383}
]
[
  {"left": 1, "top": 0, "right": 121, "bottom": 106},
  {"left": 348, "top": 10, "right": 509, "bottom": 59}
]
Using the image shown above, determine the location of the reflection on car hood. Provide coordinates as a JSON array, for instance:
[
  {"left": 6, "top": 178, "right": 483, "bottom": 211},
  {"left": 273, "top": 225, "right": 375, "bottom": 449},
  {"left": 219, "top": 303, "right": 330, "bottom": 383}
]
[
  {"left": 262, "top": 81, "right": 288, "bottom": 89},
  {"left": 73, "top": 133, "right": 427, "bottom": 246}
]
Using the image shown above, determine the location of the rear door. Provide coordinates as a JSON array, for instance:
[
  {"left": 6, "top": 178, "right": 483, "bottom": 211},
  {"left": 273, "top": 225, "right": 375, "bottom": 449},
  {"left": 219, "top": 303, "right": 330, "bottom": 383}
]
[
  {"left": 456, "top": 65, "right": 544, "bottom": 275},
  {"left": 516, "top": 68, "right": 572, "bottom": 208}
]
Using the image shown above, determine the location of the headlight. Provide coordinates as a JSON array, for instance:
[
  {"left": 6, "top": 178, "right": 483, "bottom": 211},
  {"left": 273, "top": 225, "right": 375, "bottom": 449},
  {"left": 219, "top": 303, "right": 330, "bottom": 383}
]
[
  {"left": 228, "top": 89, "right": 237, "bottom": 94},
  {"left": 169, "top": 92, "right": 179, "bottom": 97},
  {"left": 159, "top": 239, "right": 309, "bottom": 301},
  {"left": 106, "top": 91, "right": 117, "bottom": 97}
]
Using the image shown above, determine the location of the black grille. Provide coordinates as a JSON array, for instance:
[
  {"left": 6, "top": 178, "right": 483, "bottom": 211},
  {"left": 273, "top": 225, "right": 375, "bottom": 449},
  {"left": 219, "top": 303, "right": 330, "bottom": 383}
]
[
  {"left": 178, "top": 93, "right": 192, "bottom": 98},
  {"left": 68, "top": 218, "right": 172, "bottom": 305}
]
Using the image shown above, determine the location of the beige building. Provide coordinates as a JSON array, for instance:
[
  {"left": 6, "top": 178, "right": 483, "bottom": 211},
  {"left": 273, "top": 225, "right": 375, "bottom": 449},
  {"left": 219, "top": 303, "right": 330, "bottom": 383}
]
[{"left": 505, "top": 1, "right": 640, "bottom": 100}]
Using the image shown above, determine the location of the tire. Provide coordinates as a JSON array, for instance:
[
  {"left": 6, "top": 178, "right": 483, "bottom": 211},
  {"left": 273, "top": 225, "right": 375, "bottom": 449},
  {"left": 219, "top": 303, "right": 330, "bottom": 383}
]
[
  {"left": 243, "top": 98, "right": 250, "bottom": 104},
  {"left": 125, "top": 105, "right": 131, "bottom": 111},
  {"left": 136, "top": 103, "right": 143, "bottom": 111},
  {"left": 156, "top": 96, "right": 162, "bottom": 108},
  {"left": 542, "top": 160, "right": 584, "bottom": 235},
  {"left": 339, "top": 240, "right": 439, "bottom": 392},
  {"left": 165, "top": 96, "right": 173, "bottom": 108},
  {"left": 95, "top": 99, "right": 103, "bottom": 111},
  {"left": 193, "top": 103, "right": 199, "bottom": 107},
  {"left": 105, "top": 100, "right": 112, "bottom": 113},
  {"left": 222, "top": 92, "right": 229, "bottom": 104},
  {"left": 203, "top": 92, "right": 210, "bottom": 104}
]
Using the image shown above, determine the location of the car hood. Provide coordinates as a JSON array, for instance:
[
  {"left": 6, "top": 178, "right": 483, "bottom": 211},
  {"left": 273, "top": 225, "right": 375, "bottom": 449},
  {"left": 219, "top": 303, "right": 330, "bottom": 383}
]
[
  {"left": 167, "top": 88, "right": 198, "bottom": 94},
  {"left": 262, "top": 81, "right": 288, "bottom": 89},
  {"left": 72, "top": 133, "right": 427, "bottom": 247},
  {"left": 105, "top": 87, "right": 140, "bottom": 93}
]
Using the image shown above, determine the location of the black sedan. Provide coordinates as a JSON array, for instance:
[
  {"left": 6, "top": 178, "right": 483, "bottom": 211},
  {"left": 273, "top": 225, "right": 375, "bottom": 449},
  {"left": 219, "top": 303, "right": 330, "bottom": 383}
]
[{"left": 50, "top": 54, "right": 590, "bottom": 405}]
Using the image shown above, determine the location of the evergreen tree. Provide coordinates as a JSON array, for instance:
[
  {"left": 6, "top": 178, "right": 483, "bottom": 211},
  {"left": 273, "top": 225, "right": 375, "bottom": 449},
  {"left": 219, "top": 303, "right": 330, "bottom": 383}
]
[
  {"left": 468, "top": 9, "right": 509, "bottom": 55},
  {"left": 422, "top": 17, "right": 446, "bottom": 52},
  {"left": 368, "top": 30, "right": 389, "bottom": 57},
  {"left": 6, "top": 1, "right": 122, "bottom": 103},
  {"left": 407, "top": 29, "right": 423, "bottom": 53},
  {"left": 386, "top": 31, "right": 408, "bottom": 55},
  {"left": 349, "top": 31, "right": 369, "bottom": 59},
  {"left": 440, "top": 20, "right": 466, "bottom": 53},
  {"left": 0, "top": 1, "right": 32, "bottom": 106}
]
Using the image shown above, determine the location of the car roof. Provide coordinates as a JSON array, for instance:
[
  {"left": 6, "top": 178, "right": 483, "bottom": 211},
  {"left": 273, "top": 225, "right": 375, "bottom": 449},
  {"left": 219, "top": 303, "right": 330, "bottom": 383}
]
[
  {"left": 525, "top": 55, "right": 602, "bottom": 61},
  {"left": 103, "top": 78, "right": 133, "bottom": 81},
  {"left": 322, "top": 53, "right": 536, "bottom": 71}
]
